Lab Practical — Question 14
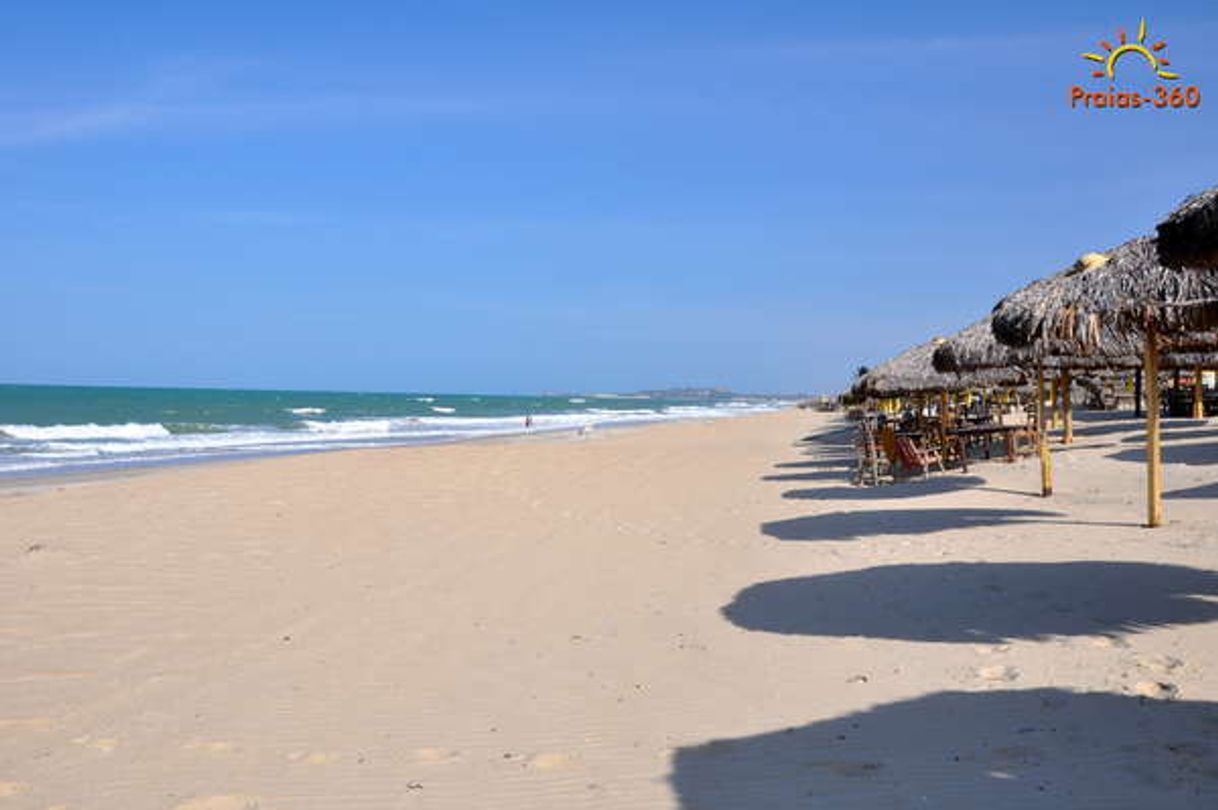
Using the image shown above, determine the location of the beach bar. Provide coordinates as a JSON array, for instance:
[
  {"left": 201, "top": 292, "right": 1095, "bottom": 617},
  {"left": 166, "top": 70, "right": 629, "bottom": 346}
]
[{"left": 991, "top": 236, "right": 1218, "bottom": 527}]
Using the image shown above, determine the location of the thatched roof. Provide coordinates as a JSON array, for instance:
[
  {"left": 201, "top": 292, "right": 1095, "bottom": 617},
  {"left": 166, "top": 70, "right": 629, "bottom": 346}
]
[
  {"left": 932, "top": 317, "right": 1139, "bottom": 373},
  {"left": 1163, "top": 350, "right": 1218, "bottom": 369},
  {"left": 991, "top": 236, "right": 1218, "bottom": 357},
  {"left": 1157, "top": 185, "right": 1218, "bottom": 269},
  {"left": 852, "top": 329, "right": 1025, "bottom": 398},
  {"left": 932, "top": 319, "right": 1032, "bottom": 373}
]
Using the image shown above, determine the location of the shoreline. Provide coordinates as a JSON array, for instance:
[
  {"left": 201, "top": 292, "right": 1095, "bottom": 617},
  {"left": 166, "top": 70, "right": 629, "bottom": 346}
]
[
  {"left": 0, "top": 407, "right": 796, "bottom": 492},
  {"left": 0, "top": 408, "right": 798, "bottom": 494}
]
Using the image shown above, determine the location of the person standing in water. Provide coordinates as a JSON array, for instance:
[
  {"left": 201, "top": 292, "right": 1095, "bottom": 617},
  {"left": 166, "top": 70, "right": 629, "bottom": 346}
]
[{"left": 525, "top": 414, "right": 533, "bottom": 430}]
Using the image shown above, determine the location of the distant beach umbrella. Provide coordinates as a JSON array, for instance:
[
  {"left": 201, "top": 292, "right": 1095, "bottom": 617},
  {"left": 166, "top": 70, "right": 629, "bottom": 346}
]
[
  {"left": 1157, "top": 184, "right": 1218, "bottom": 270},
  {"left": 935, "top": 312, "right": 1217, "bottom": 442},
  {"left": 931, "top": 317, "right": 1142, "bottom": 375},
  {"left": 851, "top": 329, "right": 1024, "bottom": 400},
  {"left": 932, "top": 316, "right": 1137, "bottom": 456}
]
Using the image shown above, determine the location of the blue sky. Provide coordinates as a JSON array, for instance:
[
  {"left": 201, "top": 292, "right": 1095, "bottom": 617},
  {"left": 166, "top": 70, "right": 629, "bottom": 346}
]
[{"left": 3, "top": 1, "right": 1216, "bottom": 394}]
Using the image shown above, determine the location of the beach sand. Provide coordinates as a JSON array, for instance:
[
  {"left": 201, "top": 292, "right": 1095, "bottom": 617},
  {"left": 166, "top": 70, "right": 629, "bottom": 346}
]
[{"left": 3, "top": 410, "right": 1218, "bottom": 808}]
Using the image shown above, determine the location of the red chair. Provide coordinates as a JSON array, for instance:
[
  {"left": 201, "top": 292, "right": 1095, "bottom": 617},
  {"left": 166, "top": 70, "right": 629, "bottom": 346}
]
[{"left": 895, "top": 435, "right": 944, "bottom": 479}]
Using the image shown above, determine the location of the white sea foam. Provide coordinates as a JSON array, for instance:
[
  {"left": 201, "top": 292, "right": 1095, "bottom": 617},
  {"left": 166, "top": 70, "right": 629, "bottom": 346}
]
[
  {"left": 430, "top": 406, "right": 456, "bottom": 414},
  {"left": 302, "top": 419, "right": 398, "bottom": 437},
  {"left": 0, "top": 401, "right": 788, "bottom": 476},
  {"left": 0, "top": 422, "right": 171, "bottom": 441},
  {"left": 286, "top": 407, "right": 327, "bottom": 415}
]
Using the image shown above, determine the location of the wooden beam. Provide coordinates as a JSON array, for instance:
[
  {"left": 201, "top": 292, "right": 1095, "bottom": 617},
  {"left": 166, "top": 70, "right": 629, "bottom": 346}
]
[
  {"left": 1046, "top": 375, "right": 1057, "bottom": 430},
  {"left": 1060, "top": 371, "right": 1074, "bottom": 444},
  {"left": 1037, "top": 363, "right": 1053, "bottom": 497},
  {"left": 1145, "top": 326, "right": 1163, "bottom": 527},
  {"left": 1193, "top": 366, "right": 1205, "bottom": 420}
]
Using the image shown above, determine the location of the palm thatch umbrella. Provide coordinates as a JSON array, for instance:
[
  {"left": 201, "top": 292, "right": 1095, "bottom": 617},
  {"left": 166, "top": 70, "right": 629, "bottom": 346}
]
[
  {"left": 991, "top": 238, "right": 1218, "bottom": 352},
  {"left": 932, "top": 317, "right": 1130, "bottom": 494},
  {"left": 991, "top": 235, "right": 1218, "bottom": 526},
  {"left": 852, "top": 329, "right": 1026, "bottom": 477},
  {"left": 932, "top": 316, "right": 1145, "bottom": 455},
  {"left": 936, "top": 314, "right": 1218, "bottom": 434},
  {"left": 852, "top": 328, "right": 1024, "bottom": 400},
  {"left": 1157, "top": 185, "right": 1218, "bottom": 270}
]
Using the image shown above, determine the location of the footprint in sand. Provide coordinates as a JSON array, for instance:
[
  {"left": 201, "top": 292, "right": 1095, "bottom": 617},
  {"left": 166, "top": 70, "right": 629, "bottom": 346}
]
[
  {"left": 0, "top": 717, "right": 53, "bottom": 732},
  {"left": 1090, "top": 635, "right": 1130, "bottom": 649},
  {"left": 1133, "top": 680, "right": 1179, "bottom": 699},
  {"left": 0, "top": 782, "right": 28, "bottom": 799},
  {"left": 71, "top": 735, "right": 118, "bottom": 753},
  {"left": 807, "top": 760, "right": 884, "bottom": 777},
  {"left": 991, "top": 744, "right": 1045, "bottom": 767},
  {"left": 1134, "top": 654, "right": 1184, "bottom": 675},
  {"left": 183, "top": 741, "right": 236, "bottom": 755},
  {"left": 287, "top": 751, "right": 338, "bottom": 765},
  {"left": 976, "top": 665, "right": 1020, "bottom": 683},
  {"left": 526, "top": 752, "right": 580, "bottom": 771},
  {"left": 172, "top": 796, "right": 262, "bottom": 810}
]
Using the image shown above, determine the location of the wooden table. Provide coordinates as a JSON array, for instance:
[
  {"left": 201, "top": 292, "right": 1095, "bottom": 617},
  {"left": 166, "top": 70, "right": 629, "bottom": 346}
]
[{"left": 948, "top": 424, "right": 1035, "bottom": 463}]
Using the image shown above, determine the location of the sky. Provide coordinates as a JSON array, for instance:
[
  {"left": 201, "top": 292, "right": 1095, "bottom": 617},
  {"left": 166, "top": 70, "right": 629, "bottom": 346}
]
[{"left": 2, "top": 1, "right": 1216, "bottom": 395}]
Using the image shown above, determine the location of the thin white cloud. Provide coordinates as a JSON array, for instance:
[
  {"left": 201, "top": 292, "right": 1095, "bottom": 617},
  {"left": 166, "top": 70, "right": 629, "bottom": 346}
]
[
  {"left": 199, "top": 209, "right": 320, "bottom": 227},
  {"left": 709, "top": 16, "right": 1218, "bottom": 64},
  {"left": 0, "top": 104, "right": 156, "bottom": 144},
  {"left": 708, "top": 29, "right": 1082, "bottom": 63},
  {"left": 0, "top": 56, "right": 515, "bottom": 147},
  {"left": 0, "top": 95, "right": 512, "bottom": 146}
]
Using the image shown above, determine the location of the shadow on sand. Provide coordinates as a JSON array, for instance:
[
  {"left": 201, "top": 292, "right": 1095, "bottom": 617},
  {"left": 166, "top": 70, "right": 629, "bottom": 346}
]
[
  {"left": 795, "top": 426, "right": 855, "bottom": 445},
  {"left": 762, "top": 469, "right": 853, "bottom": 483},
  {"left": 772, "top": 458, "right": 851, "bottom": 470},
  {"left": 760, "top": 508, "right": 1082, "bottom": 541},
  {"left": 1120, "top": 426, "right": 1215, "bottom": 444},
  {"left": 1109, "top": 442, "right": 1218, "bottom": 466},
  {"left": 1168, "top": 481, "right": 1218, "bottom": 500},
  {"left": 1068, "top": 410, "right": 1143, "bottom": 438},
  {"left": 1070, "top": 410, "right": 1206, "bottom": 438},
  {"left": 670, "top": 689, "right": 1218, "bottom": 809},
  {"left": 722, "top": 561, "right": 1218, "bottom": 643},
  {"left": 783, "top": 475, "right": 987, "bottom": 501}
]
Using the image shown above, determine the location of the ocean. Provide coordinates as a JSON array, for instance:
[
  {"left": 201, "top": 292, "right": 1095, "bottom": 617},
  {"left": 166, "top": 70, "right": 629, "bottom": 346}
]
[{"left": 0, "top": 384, "right": 787, "bottom": 476}]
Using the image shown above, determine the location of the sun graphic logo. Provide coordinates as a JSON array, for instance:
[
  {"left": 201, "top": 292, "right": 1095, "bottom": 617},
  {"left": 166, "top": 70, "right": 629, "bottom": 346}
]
[
  {"left": 1082, "top": 19, "right": 1178, "bottom": 81},
  {"left": 1070, "top": 18, "right": 1201, "bottom": 110}
]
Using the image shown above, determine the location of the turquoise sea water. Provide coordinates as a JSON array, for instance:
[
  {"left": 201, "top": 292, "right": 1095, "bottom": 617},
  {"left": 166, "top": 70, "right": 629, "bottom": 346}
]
[{"left": 0, "top": 384, "right": 786, "bottom": 476}]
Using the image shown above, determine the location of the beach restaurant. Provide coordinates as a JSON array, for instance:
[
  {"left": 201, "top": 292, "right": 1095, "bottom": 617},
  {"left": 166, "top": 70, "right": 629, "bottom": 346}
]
[{"left": 847, "top": 184, "right": 1218, "bottom": 529}]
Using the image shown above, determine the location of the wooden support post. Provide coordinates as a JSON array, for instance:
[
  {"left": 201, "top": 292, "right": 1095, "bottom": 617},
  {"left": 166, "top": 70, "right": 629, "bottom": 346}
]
[
  {"left": 1046, "top": 376, "right": 1057, "bottom": 430},
  {"left": 1193, "top": 366, "right": 1205, "bottom": 420},
  {"left": 869, "top": 420, "right": 879, "bottom": 486},
  {"left": 1134, "top": 369, "right": 1143, "bottom": 418},
  {"left": 1145, "top": 327, "right": 1163, "bottom": 528},
  {"left": 1061, "top": 370, "right": 1074, "bottom": 444},
  {"left": 1037, "top": 363, "right": 1053, "bottom": 497}
]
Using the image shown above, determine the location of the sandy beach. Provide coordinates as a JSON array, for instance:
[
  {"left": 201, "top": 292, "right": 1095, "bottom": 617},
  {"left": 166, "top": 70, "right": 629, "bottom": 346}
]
[{"left": 4, "top": 410, "right": 1218, "bottom": 808}]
